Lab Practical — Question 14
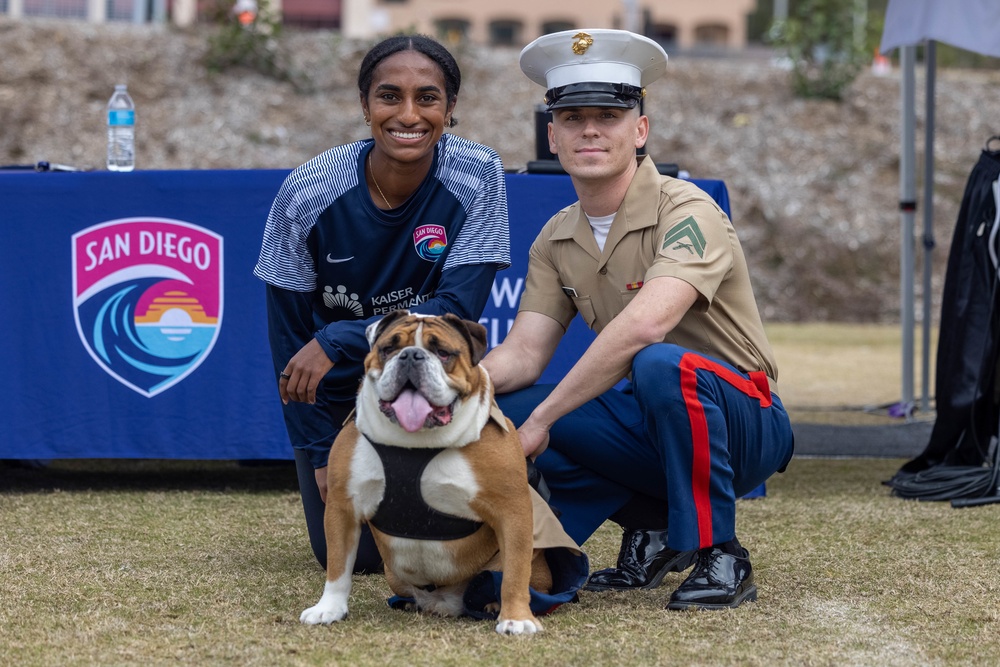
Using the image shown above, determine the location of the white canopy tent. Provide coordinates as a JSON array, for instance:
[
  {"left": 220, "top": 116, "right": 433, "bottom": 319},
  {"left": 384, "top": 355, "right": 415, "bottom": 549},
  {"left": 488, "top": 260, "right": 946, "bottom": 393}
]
[{"left": 878, "top": 0, "right": 1000, "bottom": 415}]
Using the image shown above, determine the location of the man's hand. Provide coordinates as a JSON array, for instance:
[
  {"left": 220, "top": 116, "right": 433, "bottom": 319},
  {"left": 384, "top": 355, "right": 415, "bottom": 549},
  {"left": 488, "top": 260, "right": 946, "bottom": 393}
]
[
  {"left": 314, "top": 467, "right": 328, "bottom": 503},
  {"left": 517, "top": 417, "right": 551, "bottom": 460},
  {"left": 279, "top": 338, "right": 334, "bottom": 405}
]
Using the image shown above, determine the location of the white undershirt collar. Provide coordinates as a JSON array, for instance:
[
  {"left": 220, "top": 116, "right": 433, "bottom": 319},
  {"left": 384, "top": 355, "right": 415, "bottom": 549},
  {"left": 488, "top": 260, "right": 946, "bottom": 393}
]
[{"left": 586, "top": 212, "right": 617, "bottom": 252}]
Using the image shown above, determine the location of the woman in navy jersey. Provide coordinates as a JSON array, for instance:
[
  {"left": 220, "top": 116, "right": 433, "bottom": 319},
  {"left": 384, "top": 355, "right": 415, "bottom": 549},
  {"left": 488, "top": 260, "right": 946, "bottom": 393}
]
[{"left": 254, "top": 35, "right": 510, "bottom": 572}]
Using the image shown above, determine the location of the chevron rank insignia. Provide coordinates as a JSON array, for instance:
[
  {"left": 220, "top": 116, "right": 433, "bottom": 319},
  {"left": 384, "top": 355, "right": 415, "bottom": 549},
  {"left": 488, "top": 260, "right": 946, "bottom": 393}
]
[{"left": 661, "top": 216, "right": 707, "bottom": 259}]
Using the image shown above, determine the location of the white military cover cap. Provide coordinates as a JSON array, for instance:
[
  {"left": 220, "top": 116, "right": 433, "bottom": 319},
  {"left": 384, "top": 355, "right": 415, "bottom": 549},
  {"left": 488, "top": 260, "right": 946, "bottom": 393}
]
[{"left": 519, "top": 29, "right": 668, "bottom": 109}]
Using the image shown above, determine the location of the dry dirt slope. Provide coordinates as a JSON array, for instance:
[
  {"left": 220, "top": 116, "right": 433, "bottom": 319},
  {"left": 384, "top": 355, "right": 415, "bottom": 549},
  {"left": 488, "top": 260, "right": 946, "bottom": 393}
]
[{"left": 3, "top": 19, "right": 1000, "bottom": 322}]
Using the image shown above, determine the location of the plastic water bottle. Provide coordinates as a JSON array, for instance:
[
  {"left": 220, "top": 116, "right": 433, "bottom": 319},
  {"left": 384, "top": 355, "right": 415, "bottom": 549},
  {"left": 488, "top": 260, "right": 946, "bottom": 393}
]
[{"left": 106, "top": 84, "right": 135, "bottom": 172}]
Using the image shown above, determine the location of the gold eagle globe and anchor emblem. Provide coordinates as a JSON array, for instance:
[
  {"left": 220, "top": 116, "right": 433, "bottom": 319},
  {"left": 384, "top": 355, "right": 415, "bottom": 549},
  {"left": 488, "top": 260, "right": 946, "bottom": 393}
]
[{"left": 571, "top": 32, "right": 594, "bottom": 55}]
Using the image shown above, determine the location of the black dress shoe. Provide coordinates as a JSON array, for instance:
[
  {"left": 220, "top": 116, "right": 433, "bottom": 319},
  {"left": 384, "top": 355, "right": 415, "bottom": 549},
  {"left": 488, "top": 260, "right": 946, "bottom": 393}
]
[
  {"left": 666, "top": 546, "right": 757, "bottom": 610},
  {"left": 585, "top": 528, "right": 697, "bottom": 591}
]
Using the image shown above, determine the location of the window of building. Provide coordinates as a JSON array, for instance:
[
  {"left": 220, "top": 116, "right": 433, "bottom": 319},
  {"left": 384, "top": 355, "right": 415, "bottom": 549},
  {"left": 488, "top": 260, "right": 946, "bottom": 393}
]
[
  {"left": 541, "top": 20, "right": 574, "bottom": 35},
  {"left": 489, "top": 19, "right": 523, "bottom": 47},
  {"left": 648, "top": 23, "right": 678, "bottom": 50},
  {"left": 277, "top": 0, "right": 342, "bottom": 30},
  {"left": 694, "top": 23, "right": 730, "bottom": 47},
  {"left": 436, "top": 18, "right": 470, "bottom": 45}
]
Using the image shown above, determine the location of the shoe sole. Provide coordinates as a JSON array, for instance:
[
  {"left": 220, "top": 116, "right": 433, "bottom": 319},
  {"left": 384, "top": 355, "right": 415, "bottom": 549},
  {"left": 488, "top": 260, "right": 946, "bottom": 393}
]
[
  {"left": 665, "top": 584, "right": 758, "bottom": 611},
  {"left": 584, "top": 550, "right": 698, "bottom": 592}
]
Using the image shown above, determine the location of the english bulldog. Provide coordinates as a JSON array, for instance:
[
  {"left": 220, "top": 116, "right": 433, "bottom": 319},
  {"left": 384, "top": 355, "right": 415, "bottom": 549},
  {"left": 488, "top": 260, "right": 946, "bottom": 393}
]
[{"left": 300, "top": 310, "right": 552, "bottom": 635}]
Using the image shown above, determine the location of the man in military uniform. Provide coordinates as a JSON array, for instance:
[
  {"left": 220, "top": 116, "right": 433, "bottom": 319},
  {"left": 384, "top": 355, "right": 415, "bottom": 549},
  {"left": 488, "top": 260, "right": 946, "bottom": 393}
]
[{"left": 482, "top": 29, "right": 794, "bottom": 610}]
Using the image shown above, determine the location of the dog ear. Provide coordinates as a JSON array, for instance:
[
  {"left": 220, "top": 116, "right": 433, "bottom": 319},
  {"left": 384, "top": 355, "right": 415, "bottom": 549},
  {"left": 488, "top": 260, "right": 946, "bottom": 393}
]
[
  {"left": 441, "top": 314, "right": 489, "bottom": 366},
  {"left": 366, "top": 309, "right": 410, "bottom": 347}
]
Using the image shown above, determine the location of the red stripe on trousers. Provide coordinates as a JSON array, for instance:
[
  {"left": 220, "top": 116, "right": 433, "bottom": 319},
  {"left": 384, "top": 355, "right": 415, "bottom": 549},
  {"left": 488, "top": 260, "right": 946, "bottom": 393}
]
[{"left": 678, "top": 354, "right": 773, "bottom": 548}]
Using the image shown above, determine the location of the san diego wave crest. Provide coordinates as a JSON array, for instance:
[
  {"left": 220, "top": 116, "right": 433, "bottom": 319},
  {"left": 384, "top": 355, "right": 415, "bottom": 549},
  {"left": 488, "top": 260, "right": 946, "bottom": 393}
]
[{"left": 77, "top": 277, "right": 210, "bottom": 396}]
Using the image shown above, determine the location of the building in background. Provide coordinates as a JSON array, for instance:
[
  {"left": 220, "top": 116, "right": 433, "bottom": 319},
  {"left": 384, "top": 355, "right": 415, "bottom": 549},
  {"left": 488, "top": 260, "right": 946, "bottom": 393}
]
[
  {"left": 340, "top": 0, "right": 755, "bottom": 51},
  {"left": 1, "top": 0, "right": 755, "bottom": 52}
]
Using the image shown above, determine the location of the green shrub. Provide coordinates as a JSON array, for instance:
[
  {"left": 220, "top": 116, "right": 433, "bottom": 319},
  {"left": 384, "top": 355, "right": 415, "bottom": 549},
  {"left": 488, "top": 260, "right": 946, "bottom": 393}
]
[
  {"left": 770, "top": 0, "right": 869, "bottom": 100},
  {"left": 202, "top": 0, "right": 299, "bottom": 85}
]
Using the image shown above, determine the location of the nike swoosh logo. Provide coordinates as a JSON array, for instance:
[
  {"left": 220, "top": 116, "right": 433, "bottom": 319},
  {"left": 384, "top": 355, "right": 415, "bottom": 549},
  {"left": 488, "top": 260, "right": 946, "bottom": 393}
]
[{"left": 326, "top": 255, "right": 354, "bottom": 263}]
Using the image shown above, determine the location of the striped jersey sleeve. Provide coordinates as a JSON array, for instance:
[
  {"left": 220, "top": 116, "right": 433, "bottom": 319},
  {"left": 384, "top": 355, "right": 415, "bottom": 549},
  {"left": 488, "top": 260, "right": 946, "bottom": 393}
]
[
  {"left": 253, "top": 141, "right": 365, "bottom": 292},
  {"left": 436, "top": 135, "right": 511, "bottom": 272}
]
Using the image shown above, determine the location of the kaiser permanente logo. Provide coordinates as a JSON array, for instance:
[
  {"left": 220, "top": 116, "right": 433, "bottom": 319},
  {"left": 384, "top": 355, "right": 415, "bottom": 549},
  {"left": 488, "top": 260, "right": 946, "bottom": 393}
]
[{"left": 72, "top": 218, "right": 223, "bottom": 398}]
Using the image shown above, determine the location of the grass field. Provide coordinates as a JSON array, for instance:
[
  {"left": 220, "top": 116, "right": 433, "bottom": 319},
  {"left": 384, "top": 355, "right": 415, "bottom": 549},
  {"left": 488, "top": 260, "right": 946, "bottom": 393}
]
[
  {"left": 7, "top": 323, "right": 998, "bottom": 667},
  {"left": 769, "top": 322, "right": 937, "bottom": 425}
]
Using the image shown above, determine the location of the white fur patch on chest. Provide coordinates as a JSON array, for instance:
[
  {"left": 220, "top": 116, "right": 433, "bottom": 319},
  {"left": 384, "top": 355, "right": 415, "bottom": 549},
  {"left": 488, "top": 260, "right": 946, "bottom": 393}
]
[
  {"left": 420, "top": 447, "right": 481, "bottom": 520},
  {"left": 347, "top": 438, "right": 386, "bottom": 520}
]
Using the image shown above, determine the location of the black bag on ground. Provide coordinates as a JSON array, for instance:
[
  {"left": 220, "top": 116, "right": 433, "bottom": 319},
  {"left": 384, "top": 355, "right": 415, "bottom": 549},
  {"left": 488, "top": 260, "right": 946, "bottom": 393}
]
[{"left": 897, "top": 146, "right": 1000, "bottom": 476}]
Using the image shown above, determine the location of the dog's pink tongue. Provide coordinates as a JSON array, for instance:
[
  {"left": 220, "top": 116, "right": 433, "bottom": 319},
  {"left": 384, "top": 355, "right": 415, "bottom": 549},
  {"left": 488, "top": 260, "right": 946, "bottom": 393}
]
[{"left": 392, "top": 388, "right": 433, "bottom": 433}]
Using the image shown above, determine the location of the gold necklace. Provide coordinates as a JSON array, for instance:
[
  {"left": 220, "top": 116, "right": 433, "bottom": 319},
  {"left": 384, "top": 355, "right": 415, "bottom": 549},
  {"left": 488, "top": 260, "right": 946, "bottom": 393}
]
[{"left": 368, "top": 152, "right": 393, "bottom": 209}]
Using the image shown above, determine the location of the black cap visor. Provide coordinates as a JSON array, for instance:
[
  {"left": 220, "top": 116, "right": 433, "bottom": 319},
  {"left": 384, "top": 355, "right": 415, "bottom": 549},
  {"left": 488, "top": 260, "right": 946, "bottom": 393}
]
[{"left": 545, "top": 82, "right": 643, "bottom": 110}]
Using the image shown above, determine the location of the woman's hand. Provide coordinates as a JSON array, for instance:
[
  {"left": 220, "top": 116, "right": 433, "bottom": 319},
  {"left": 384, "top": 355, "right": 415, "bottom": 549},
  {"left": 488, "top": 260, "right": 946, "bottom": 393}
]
[{"left": 279, "top": 339, "right": 334, "bottom": 405}]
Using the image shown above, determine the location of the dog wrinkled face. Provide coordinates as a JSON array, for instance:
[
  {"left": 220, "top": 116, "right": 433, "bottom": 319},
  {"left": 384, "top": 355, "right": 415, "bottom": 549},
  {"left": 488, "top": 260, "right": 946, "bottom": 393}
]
[{"left": 364, "top": 311, "right": 488, "bottom": 433}]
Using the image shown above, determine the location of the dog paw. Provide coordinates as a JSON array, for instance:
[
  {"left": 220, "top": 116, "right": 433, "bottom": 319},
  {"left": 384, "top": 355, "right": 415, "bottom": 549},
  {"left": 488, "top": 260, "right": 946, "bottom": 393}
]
[
  {"left": 494, "top": 618, "right": 542, "bottom": 635},
  {"left": 300, "top": 601, "right": 348, "bottom": 625}
]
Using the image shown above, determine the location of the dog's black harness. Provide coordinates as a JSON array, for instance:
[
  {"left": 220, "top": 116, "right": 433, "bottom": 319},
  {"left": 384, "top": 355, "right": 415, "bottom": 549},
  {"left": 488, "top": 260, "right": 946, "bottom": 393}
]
[{"left": 365, "top": 439, "right": 484, "bottom": 541}]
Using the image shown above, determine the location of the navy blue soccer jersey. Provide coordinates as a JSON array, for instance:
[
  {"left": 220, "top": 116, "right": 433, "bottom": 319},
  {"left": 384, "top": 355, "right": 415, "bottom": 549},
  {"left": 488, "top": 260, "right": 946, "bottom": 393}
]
[
  {"left": 255, "top": 134, "right": 509, "bottom": 299},
  {"left": 254, "top": 134, "right": 510, "bottom": 465}
]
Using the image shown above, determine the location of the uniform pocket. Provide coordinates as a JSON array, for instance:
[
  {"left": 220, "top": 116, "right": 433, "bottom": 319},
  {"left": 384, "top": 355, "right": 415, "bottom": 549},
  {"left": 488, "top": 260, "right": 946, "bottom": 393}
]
[{"left": 619, "top": 290, "right": 639, "bottom": 310}]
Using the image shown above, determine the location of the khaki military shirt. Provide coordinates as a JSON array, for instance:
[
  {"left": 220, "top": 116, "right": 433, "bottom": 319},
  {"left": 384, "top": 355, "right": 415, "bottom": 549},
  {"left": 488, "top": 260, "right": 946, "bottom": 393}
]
[{"left": 519, "top": 155, "right": 779, "bottom": 395}]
